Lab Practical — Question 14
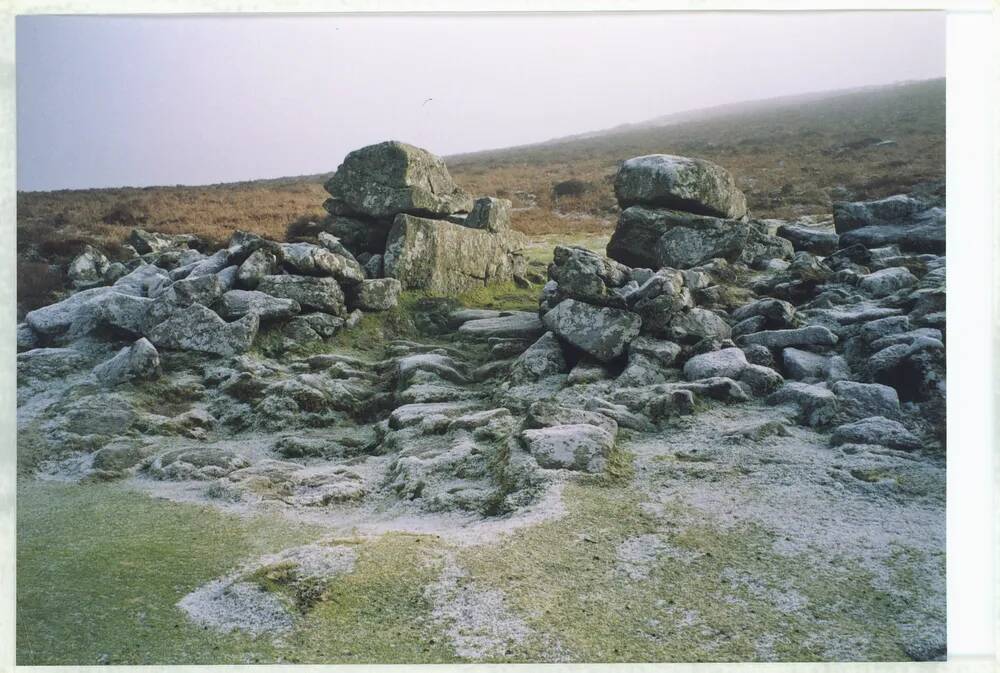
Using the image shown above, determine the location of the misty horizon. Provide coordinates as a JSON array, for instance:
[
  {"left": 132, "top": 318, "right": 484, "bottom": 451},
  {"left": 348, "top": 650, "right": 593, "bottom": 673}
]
[{"left": 16, "top": 12, "right": 944, "bottom": 192}]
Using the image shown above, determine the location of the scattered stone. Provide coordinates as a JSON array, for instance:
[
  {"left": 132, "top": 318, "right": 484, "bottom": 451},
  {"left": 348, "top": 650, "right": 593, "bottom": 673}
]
[
  {"left": 363, "top": 254, "right": 384, "bottom": 278},
  {"left": 767, "top": 382, "right": 839, "bottom": 427},
  {"left": 16, "top": 323, "right": 39, "bottom": 351},
  {"left": 280, "top": 242, "right": 365, "bottom": 285},
  {"left": 547, "top": 245, "right": 631, "bottom": 307},
  {"left": 737, "top": 325, "right": 838, "bottom": 350},
  {"left": 256, "top": 275, "right": 346, "bottom": 315},
  {"left": 858, "top": 267, "right": 918, "bottom": 298},
  {"left": 17, "top": 347, "right": 88, "bottom": 382},
  {"left": 542, "top": 299, "right": 642, "bottom": 362},
  {"left": 776, "top": 223, "right": 839, "bottom": 256},
  {"left": 113, "top": 264, "right": 171, "bottom": 297},
  {"left": 566, "top": 359, "right": 614, "bottom": 385},
  {"left": 741, "top": 343, "right": 775, "bottom": 368},
  {"left": 217, "top": 290, "right": 301, "bottom": 321},
  {"left": 91, "top": 443, "right": 154, "bottom": 477},
  {"left": 831, "top": 416, "right": 921, "bottom": 451},
  {"left": 236, "top": 248, "right": 281, "bottom": 289},
  {"left": 628, "top": 336, "right": 682, "bottom": 368},
  {"left": 345, "top": 278, "right": 402, "bottom": 311},
  {"left": 608, "top": 206, "right": 750, "bottom": 269},
  {"left": 67, "top": 245, "right": 111, "bottom": 289},
  {"left": 283, "top": 313, "right": 346, "bottom": 343},
  {"left": 683, "top": 347, "right": 747, "bottom": 380},
  {"left": 738, "top": 364, "right": 785, "bottom": 396},
  {"left": 731, "top": 298, "right": 797, "bottom": 330},
  {"left": 510, "top": 332, "right": 568, "bottom": 383},
  {"left": 525, "top": 400, "right": 618, "bottom": 437},
  {"left": 833, "top": 195, "right": 929, "bottom": 233},
  {"left": 783, "top": 348, "right": 834, "bottom": 381},
  {"left": 93, "top": 338, "right": 161, "bottom": 386},
  {"left": 147, "top": 304, "right": 259, "bottom": 357},
  {"left": 148, "top": 447, "right": 251, "bottom": 481},
  {"left": 317, "top": 231, "right": 357, "bottom": 260},
  {"left": 659, "top": 308, "right": 732, "bottom": 344},
  {"left": 521, "top": 424, "right": 614, "bottom": 472},
  {"left": 127, "top": 228, "right": 199, "bottom": 255},
  {"left": 832, "top": 380, "right": 901, "bottom": 420},
  {"left": 25, "top": 287, "right": 119, "bottom": 336}
]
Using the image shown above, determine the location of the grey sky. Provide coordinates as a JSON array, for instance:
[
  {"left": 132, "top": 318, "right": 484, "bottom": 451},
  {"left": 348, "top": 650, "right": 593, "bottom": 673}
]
[{"left": 16, "top": 11, "right": 944, "bottom": 191}]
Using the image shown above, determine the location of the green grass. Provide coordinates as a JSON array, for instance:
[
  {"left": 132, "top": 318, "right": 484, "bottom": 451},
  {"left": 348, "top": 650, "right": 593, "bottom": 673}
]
[
  {"left": 16, "top": 480, "right": 325, "bottom": 665},
  {"left": 452, "top": 280, "right": 539, "bottom": 312},
  {"left": 523, "top": 231, "right": 610, "bottom": 267}
]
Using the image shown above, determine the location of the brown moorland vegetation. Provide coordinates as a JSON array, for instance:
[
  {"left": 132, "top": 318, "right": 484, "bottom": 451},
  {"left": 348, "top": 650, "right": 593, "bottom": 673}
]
[{"left": 16, "top": 78, "right": 944, "bottom": 314}]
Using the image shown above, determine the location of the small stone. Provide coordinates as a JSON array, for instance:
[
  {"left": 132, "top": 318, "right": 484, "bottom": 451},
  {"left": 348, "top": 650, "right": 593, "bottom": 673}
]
[
  {"left": 147, "top": 304, "right": 259, "bottom": 357},
  {"left": 858, "top": 267, "right": 918, "bottom": 298},
  {"left": 93, "top": 338, "right": 161, "bottom": 386},
  {"left": 832, "top": 380, "right": 901, "bottom": 420},
  {"left": 831, "top": 416, "right": 921, "bottom": 451},
  {"left": 521, "top": 424, "right": 615, "bottom": 473},
  {"left": 464, "top": 197, "right": 512, "bottom": 232},
  {"left": 683, "top": 347, "right": 747, "bottom": 380},
  {"left": 510, "top": 332, "right": 569, "bottom": 383},
  {"left": 542, "top": 299, "right": 641, "bottom": 362},
  {"left": 737, "top": 325, "right": 838, "bottom": 350},
  {"left": 217, "top": 290, "right": 300, "bottom": 321},
  {"left": 256, "top": 275, "right": 346, "bottom": 315},
  {"left": 345, "top": 278, "right": 402, "bottom": 311}
]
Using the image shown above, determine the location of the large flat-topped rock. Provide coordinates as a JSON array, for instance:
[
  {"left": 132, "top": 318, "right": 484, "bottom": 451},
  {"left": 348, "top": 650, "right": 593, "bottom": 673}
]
[
  {"left": 383, "top": 214, "right": 526, "bottom": 294},
  {"left": 607, "top": 206, "right": 750, "bottom": 269},
  {"left": 323, "top": 141, "right": 473, "bottom": 219},
  {"left": 832, "top": 195, "right": 930, "bottom": 233},
  {"left": 614, "top": 154, "right": 748, "bottom": 219}
]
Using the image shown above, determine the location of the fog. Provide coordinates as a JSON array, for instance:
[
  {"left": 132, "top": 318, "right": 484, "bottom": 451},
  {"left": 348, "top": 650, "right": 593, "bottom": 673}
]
[{"left": 16, "top": 11, "right": 944, "bottom": 191}]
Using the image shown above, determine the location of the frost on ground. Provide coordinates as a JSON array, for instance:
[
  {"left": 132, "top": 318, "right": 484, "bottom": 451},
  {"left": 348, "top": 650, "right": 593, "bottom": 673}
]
[
  {"left": 424, "top": 554, "right": 534, "bottom": 660},
  {"left": 178, "top": 579, "right": 294, "bottom": 635},
  {"left": 616, "top": 533, "right": 701, "bottom": 581},
  {"left": 627, "top": 402, "right": 945, "bottom": 659},
  {"left": 177, "top": 543, "right": 357, "bottom": 635}
]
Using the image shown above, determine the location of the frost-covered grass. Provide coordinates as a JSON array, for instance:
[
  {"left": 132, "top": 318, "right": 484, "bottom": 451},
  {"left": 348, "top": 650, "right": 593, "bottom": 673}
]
[
  {"left": 459, "top": 482, "right": 914, "bottom": 662},
  {"left": 17, "top": 478, "right": 459, "bottom": 664},
  {"left": 18, "top": 472, "right": 930, "bottom": 664}
]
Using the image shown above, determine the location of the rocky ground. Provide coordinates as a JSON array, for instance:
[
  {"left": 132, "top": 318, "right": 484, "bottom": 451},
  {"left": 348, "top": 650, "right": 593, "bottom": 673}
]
[{"left": 16, "top": 144, "right": 945, "bottom": 664}]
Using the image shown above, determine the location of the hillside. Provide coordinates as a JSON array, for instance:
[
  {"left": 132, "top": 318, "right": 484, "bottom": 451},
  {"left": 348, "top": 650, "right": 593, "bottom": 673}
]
[
  {"left": 447, "top": 78, "right": 944, "bottom": 232},
  {"left": 16, "top": 78, "right": 944, "bottom": 314}
]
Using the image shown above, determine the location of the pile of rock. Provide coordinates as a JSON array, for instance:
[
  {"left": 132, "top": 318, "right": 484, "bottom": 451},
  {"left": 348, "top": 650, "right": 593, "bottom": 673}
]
[
  {"left": 19, "top": 227, "right": 404, "bottom": 379},
  {"left": 15, "top": 147, "right": 947, "bottom": 525},
  {"left": 312, "top": 141, "right": 528, "bottom": 294},
  {"left": 607, "top": 154, "right": 792, "bottom": 271},
  {"left": 449, "top": 154, "right": 945, "bottom": 474},
  {"left": 833, "top": 193, "right": 945, "bottom": 254}
]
